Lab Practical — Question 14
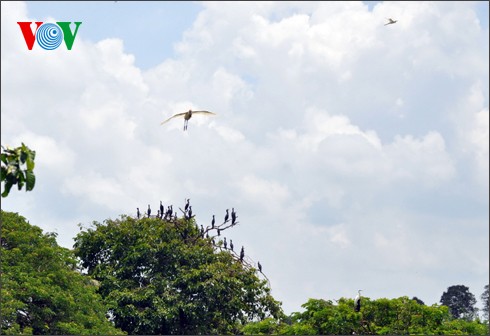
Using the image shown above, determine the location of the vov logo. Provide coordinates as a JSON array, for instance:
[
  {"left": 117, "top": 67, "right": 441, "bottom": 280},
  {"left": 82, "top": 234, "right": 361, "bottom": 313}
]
[{"left": 17, "top": 21, "right": 82, "bottom": 50}]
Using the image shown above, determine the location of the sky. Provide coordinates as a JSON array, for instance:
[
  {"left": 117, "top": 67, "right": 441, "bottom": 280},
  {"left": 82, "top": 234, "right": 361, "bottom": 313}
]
[{"left": 1, "top": 1, "right": 489, "bottom": 316}]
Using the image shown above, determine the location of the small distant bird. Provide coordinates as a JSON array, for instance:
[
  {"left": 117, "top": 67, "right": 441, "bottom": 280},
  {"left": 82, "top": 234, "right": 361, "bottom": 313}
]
[
  {"left": 231, "top": 208, "right": 237, "bottom": 225},
  {"left": 160, "top": 201, "right": 164, "bottom": 217},
  {"left": 384, "top": 18, "right": 397, "bottom": 26},
  {"left": 240, "top": 246, "right": 245, "bottom": 261},
  {"left": 137, "top": 207, "right": 140, "bottom": 219},
  {"left": 211, "top": 215, "right": 215, "bottom": 228},
  {"left": 187, "top": 206, "right": 193, "bottom": 219},
  {"left": 147, "top": 204, "right": 151, "bottom": 218},
  {"left": 160, "top": 109, "right": 216, "bottom": 131},
  {"left": 223, "top": 237, "right": 228, "bottom": 249},
  {"left": 354, "top": 290, "right": 362, "bottom": 312},
  {"left": 185, "top": 198, "right": 190, "bottom": 212},
  {"left": 258, "top": 261, "right": 262, "bottom": 272},
  {"left": 230, "top": 239, "right": 234, "bottom": 251},
  {"left": 217, "top": 228, "right": 221, "bottom": 236},
  {"left": 224, "top": 209, "right": 229, "bottom": 223}
]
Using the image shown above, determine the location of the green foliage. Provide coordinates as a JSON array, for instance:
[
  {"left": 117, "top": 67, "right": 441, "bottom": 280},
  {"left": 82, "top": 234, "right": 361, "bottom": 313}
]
[
  {"left": 243, "top": 296, "right": 489, "bottom": 335},
  {"left": 440, "top": 285, "right": 478, "bottom": 320},
  {"left": 1, "top": 143, "right": 36, "bottom": 197},
  {"left": 0, "top": 210, "right": 124, "bottom": 335},
  {"left": 73, "top": 215, "right": 283, "bottom": 335}
]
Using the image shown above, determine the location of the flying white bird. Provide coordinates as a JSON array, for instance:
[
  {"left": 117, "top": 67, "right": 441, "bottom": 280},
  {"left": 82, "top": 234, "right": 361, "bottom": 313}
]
[
  {"left": 160, "top": 109, "right": 216, "bottom": 131},
  {"left": 384, "top": 18, "right": 397, "bottom": 26}
]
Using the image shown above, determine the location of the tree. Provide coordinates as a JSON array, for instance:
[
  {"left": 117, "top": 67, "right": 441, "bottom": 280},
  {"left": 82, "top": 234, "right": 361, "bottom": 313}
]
[
  {"left": 1, "top": 143, "right": 36, "bottom": 197},
  {"left": 412, "top": 296, "right": 425, "bottom": 305},
  {"left": 440, "top": 285, "right": 478, "bottom": 320},
  {"left": 481, "top": 285, "right": 489, "bottom": 321},
  {"left": 73, "top": 214, "right": 283, "bottom": 335},
  {"left": 0, "top": 211, "right": 124, "bottom": 335},
  {"left": 243, "top": 296, "right": 489, "bottom": 335}
]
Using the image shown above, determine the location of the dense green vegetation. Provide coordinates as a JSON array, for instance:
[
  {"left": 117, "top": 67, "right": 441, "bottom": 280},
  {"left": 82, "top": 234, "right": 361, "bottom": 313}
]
[
  {"left": 243, "top": 297, "right": 489, "bottom": 335},
  {"left": 73, "top": 215, "right": 283, "bottom": 334},
  {"left": 0, "top": 211, "right": 123, "bottom": 335},
  {"left": 1, "top": 210, "right": 488, "bottom": 335}
]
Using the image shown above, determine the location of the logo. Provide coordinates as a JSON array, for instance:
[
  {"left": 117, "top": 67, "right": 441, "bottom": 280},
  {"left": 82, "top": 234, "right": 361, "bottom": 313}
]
[{"left": 17, "top": 21, "right": 82, "bottom": 50}]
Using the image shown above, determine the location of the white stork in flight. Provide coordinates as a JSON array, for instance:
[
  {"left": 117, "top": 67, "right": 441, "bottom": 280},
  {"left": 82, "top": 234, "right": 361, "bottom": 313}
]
[{"left": 160, "top": 109, "right": 216, "bottom": 131}]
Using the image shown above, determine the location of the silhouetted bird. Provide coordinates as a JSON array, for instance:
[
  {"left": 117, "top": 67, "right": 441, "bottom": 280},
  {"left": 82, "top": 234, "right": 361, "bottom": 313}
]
[
  {"left": 230, "top": 239, "right": 234, "bottom": 251},
  {"left": 137, "top": 207, "right": 140, "bottom": 219},
  {"left": 166, "top": 205, "right": 173, "bottom": 219},
  {"left": 147, "top": 204, "right": 151, "bottom": 218},
  {"left": 160, "top": 201, "right": 164, "bottom": 217},
  {"left": 200, "top": 225, "right": 204, "bottom": 237},
  {"left": 217, "top": 228, "right": 221, "bottom": 236},
  {"left": 160, "top": 109, "right": 216, "bottom": 131},
  {"left": 258, "top": 261, "right": 262, "bottom": 272},
  {"left": 384, "top": 18, "right": 397, "bottom": 26},
  {"left": 187, "top": 206, "right": 193, "bottom": 219},
  {"left": 224, "top": 237, "right": 227, "bottom": 249},
  {"left": 211, "top": 215, "right": 215, "bottom": 228},
  {"left": 231, "top": 208, "right": 237, "bottom": 225},
  {"left": 185, "top": 198, "right": 190, "bottom": 212},
  {"left": 354, "top": 290, "right": 362, "bottom": 312},
  {"left": 240, "top": 246, "right": 245, "bottom": 261},
  {"left": 224, "top": 209, "right": 229, "bottom": 223}
]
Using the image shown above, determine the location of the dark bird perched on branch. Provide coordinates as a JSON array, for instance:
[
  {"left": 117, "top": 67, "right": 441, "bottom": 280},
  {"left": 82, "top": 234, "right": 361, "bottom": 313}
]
[
  {"left": 258, "top": 261, "right": 262, "bottom": 273},
  {"left": 160, "top": 109, "right": 216, "bottom": 131},
  {"left": 230, "top": 239, "right": 234, "bottom": 251},
  {"left": 147, "top": 204, "right": 151, "bottom": 218},
  {"left": 160, "top": 201, "right": 164, "bottom": 217},
  {"left": 354, "top": 290, "right": 362, "bottom": 312},
  {"left": 185, "top": 198, "right": 190, "bottom": 212},
  {"left": 166, "top": 205, "right": 173, "bottom": 219},
  {"left": 137, "top": 207, "right": 140, "bottom": 219},
  {"left": 217, "top": 228, "right": 221, "bottom": 236},
  {"left": 187, "top": 206, "right": 193, "bottom": 219},
  {"left": 240, "top": 246, "right": 245, "bottom": 262},
  {"left": 224, "top": 209, "right": 229, "bottom": 223},
  {"left": 224, "top": 237, "right": 227, "bottom": 249},
  {"left": 200, "top": 225, "right": 205, "bottom": 237},
  {"left": 211, "top": 215, "right": 215, "bottom": 228},
  {"left": 231, "top": 208, "right": 237, "bottom": 225}
]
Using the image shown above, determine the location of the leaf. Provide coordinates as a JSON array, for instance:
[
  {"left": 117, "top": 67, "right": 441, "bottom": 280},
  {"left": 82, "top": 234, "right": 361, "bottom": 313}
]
[{"left": 26, "top": 170, "right": 36, "bottom": 191}]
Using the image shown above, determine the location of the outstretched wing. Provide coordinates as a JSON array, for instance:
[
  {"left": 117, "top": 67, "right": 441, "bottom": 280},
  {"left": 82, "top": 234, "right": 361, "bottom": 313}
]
[
  {"left": 160, "top": 112, "right": 187, "bottom": 125},
  {"left": 191, "top": 110, "right": 217, "bottom": 116}
]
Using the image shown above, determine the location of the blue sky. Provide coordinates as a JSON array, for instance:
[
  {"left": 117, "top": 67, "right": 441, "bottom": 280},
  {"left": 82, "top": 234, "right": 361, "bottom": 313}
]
[{"left": 2, "top": 1, "right": 489, "bottom": 316}]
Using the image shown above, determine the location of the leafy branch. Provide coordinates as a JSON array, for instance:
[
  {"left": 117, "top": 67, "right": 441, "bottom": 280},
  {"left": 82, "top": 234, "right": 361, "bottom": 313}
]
[{"left": 1, "top": 143, "right": 36, "bottom": 197}]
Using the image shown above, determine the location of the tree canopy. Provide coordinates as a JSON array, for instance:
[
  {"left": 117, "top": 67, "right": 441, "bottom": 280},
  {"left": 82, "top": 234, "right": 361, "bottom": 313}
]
[
  {"left": 0, "top": 210, "right": 124, "bottom": 335},
  {"left": 440, "top": 285, "right": 478, "bottom": 320},
  {"left": 482, "top": 285, "right": 489, "bottom": 321},
  {"left": 73, "top": 214, "right": 283, "bottom": 335},
  {"left": 243, "top": 296, "right": 489, "bottom": 335}
]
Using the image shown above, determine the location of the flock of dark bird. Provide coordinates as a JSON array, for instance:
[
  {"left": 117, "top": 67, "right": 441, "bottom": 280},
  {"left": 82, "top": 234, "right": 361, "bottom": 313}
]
[{"left": 135, "top": 198, "right": 266, "bottom": 280}]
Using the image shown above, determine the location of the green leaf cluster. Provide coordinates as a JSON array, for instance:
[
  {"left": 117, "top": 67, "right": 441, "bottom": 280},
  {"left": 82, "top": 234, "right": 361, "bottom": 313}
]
[
  {"left": 73, "top": 215, "right": 283, "bottom": 335},
  {"left": 0, "top": 210, "right": 124, "bottom": 335},
  {"left": 242, "top": 297, "right": 489, "bottom": 335},
  {"left": 1, "top": 143, "right": 36, "bottom": 197}
]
